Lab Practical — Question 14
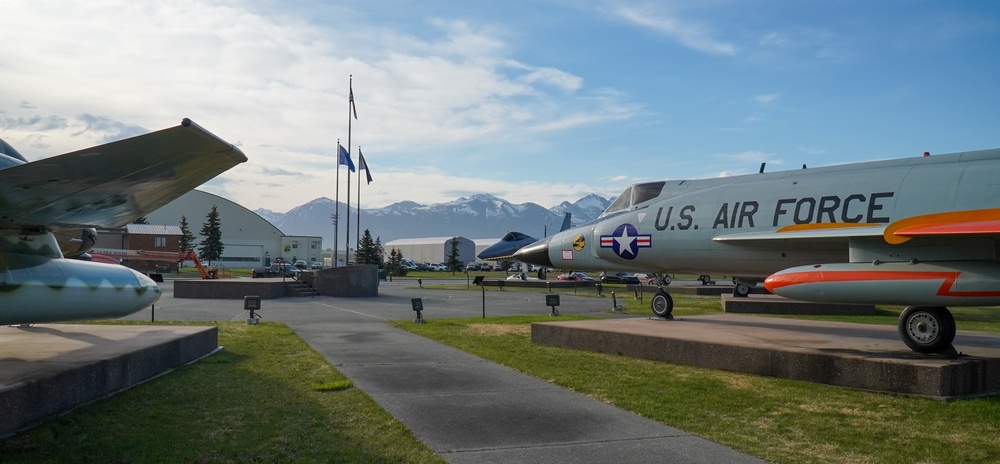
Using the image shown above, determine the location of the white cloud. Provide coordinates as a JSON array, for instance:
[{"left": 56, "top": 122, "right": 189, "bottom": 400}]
[
  {"left": 0, "top": 1, "right": 637, "bottom": 212},
  {"left": 613, "top": 5, "right": 736, "bottom": 55},
  {"left": 753, "top": 93, "right": 782, "bottom": 104}
]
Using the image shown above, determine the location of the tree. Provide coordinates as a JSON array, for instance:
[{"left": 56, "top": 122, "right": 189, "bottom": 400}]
[
  {"left": 178, "top": 215, "right": 196, "bottom": 254},
  {"left": 355, "top": 229, "right": 380, "bottom": 265},
  {"left": 131, "top": 216, "right": 149, "bottom": 224},
  {"left": 197, "top": 205, "right": 224, "bottom": 265},
  {"left": 386, "top": 248, "right": 406, "bottom": 277},
  {"left": 374, "top": 237, "right": 385, "bottom": 268},
  {"left": 446, "top": 237, "right": 463, "bottom": 274}
]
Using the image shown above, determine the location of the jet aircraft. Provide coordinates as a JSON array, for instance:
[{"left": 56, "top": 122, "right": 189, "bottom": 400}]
[
  {"left": 515, "top": 148, "right": 1000, "bottom": 354},
  {"left": 0, "top": 118, "right": 246, "bottom": 324},
  {"left": 477, "top": 213, "right": 572, "bottom": 261}
]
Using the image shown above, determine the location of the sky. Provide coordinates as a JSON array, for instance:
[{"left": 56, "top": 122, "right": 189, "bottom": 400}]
[{"left": 2, "top": 1, "right": 999, "bottom": 213}]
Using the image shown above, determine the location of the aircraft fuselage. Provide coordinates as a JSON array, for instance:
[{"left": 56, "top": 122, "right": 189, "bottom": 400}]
[{"left": 518, "top": 148, "right": 1000, "bottom": 305}]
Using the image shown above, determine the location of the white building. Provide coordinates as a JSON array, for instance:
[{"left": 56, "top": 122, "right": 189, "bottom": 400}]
[
  {"left": 384, "top": 236, "right": 475, "bottom": 265},
  {"left": 145, "top": 190, "right": 321, "bottom": 269},
  {"left": 470, "top": 238, "right": 500, "bottom": 265}
]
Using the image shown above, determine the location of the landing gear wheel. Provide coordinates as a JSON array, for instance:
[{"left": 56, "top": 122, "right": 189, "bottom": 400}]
[
  {"left": 898, "top": 306, "right": 956, "bottom": 354},
  {"left": 651, "top": 291, "right": 674, "bottom": 319},
  {"left": 699, "top": 275, "right": 711, "bottom": 285},
  {"left": 733, "top": 283, "right": 751, "bottom": 298}
]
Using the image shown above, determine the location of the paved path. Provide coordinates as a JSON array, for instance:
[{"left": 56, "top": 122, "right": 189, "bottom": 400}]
[{"left": 128, "top": 280, "right": 765, "bottom": 463}]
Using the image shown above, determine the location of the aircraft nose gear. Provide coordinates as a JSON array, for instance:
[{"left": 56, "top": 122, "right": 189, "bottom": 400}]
[
  {"left": 651, "top": 291, "right": 674, "bottom": 319},
  {"left": 898, "top": 306, "right": 957, "bottom": 354}
]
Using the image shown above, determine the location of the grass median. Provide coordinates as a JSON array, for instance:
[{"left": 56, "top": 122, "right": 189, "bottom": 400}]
[{"left": 0, "top": 321, "right": 443, "bottom": 464}]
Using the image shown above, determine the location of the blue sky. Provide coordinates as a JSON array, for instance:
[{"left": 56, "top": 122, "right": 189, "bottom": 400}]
[{"left": 2, "top": 1, "right": 998, "bottom": 212}]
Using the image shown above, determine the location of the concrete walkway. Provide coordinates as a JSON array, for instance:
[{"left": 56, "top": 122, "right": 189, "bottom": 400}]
[{"left": 129, "top": 280, "right": 765, "bottom": 463}]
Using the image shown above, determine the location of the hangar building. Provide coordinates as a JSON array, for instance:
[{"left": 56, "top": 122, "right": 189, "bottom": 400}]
[
  {"left": 384, "top": 236, "right": 475, "bottom": 265},
  {"left": 144, "top": 190, "right": 321, "bottom": 269},
  {"left": 470, "top": 238, "right": 501, "bottom": 265}
]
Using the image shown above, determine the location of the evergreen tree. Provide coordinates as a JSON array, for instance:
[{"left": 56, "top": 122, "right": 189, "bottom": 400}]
[
  {"left": 374, "top": 237, "right": 385, "bottom": 268},
  {"left": 446, "top": 237, "right": 463, "bottom": 274},
  {"left": 355, "top": 229, "right": 380, "bottom": 265},
  {"left": 197, "top": 205, "right": 224, "bottom": 265},
  {"left": 131, "top": 216, "right": 149, "bottom": 224},
  {"left": 387, "top": 248, "right": 406, "bottom": 277},
  {"left": 178, "top": 215, "right": 195, "bottom": 253}
]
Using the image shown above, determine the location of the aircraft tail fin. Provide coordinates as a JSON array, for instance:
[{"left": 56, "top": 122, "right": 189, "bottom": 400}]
[{"left": 559, "top": 213, "right": 572, "bottom": 232}]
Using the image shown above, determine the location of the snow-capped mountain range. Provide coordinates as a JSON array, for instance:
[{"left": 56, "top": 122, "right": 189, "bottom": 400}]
[{"left": 255, "top": 193, "right": 612, "bottom": 246}]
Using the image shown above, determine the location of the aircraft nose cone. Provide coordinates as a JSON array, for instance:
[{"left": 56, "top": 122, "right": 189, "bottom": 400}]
[
  {"left": 513, "top": 237, "right": 553, "bottom": 269},
  {"left": 132, "top": 269, "right": 163, "bottom": 304}
]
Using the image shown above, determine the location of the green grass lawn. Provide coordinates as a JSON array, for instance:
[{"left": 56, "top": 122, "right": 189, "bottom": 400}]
[
  {"left": 6, "top": 288, "right": 1000, "bottom": 463},
  {"left": 392, "top": 313, "right": 1000, "bottom": 464},
  {"left": 0, "top": 322, "right": 443, "bottom": 464}
]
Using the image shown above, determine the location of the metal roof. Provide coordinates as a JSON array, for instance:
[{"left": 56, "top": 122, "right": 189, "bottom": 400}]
[{"left": 125, "top": 224, "right": 183, "bottom": 235}]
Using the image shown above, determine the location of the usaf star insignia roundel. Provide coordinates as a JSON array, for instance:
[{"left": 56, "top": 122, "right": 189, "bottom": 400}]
[{"left": 599, "top": 223, "right": 651, "bottom": 260}]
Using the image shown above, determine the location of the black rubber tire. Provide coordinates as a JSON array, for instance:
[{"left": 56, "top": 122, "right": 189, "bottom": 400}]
[
  {"left": 898, "top": 306, "right": 956, "bottom": 353},
  {"left": 651, "top": 292, "right": 674, "bottom": 318},
  {"left": 733, "top": 283, "right": 751, "bottom": 297}
]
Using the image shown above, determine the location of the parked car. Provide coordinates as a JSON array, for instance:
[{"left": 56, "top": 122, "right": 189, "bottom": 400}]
[
  {"left": 640, "top": 273, "right": 658, "bottom": 284},
  {"left": 293, "top": 260, "right": 307, "bottom": 270},
  {"left": 251, "top": 262, "right": 300, "bottom": 278},
  {"left": 427, "top": 263, "right": 446, "bottom": 271},
  {"left": 556, "top": 272, "right": 596, "bottom": 281},
  {"left": 600, "top": 272, "right": 639, "bottom": 284},
  {"left": 311, "top": 262, "right": 323, "bottom": 269}
]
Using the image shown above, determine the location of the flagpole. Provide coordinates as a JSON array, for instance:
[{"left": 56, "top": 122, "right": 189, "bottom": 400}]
[
  {"left": 333, "top": 139, "right": 341, "bottom": 267},
  {"left": 356, "top": 144, "right": 362, "bottom": 253},
  {"left": 345, "top": 75, "right": 353, "bottom": 265}
]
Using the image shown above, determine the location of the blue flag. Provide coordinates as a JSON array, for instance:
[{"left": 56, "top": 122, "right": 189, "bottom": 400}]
[
  {"left": 359, "top": 149, "right": 373, "bottom": 184},
  {"left": 338, "top": 144, "right": 356, "bottom": 172}
]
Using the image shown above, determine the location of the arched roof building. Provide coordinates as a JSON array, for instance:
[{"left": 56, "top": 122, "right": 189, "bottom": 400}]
[{"left": 145, "top": 190, "right": 321, "bottom": 268}]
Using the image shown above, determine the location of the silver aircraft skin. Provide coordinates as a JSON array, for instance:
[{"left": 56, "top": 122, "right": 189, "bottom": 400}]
[
  {"left": 0, "top": 119, "right": 246, "bottom": 324},
  {"left": 515, "top": 148, "right": 1000, "bottom": 354}
]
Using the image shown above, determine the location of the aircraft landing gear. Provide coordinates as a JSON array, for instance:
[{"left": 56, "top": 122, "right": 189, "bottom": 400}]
[
  {"left": 651, "top": 291, "right": 674, "bottom": 319},
  {"left": 732, "top": 278, "right": 754, "bottom": 298},
  {"left": 898, "top": 306, "right": 957, "bottom": 354}
]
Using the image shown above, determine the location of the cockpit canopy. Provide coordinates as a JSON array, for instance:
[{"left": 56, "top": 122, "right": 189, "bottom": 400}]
[
  {"left": 501, "top": 231, "right": 535, "bottom": 242},
  {"left": 0, "top": 138, "right": 27, "bottom": 169},
  {"left": 601, "top": 181, "right": 665, "bottom": 216}
]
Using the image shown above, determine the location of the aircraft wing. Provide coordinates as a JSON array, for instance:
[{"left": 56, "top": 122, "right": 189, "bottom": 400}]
[
  {"left": 712, "top": 224, "right": 886, "bottom": 242},
  {"left": 715, "top": 208, "right": 1000, "bottom": 246},
  {"left": 0, "top": 119, "right": 247, "bottom": 229}
]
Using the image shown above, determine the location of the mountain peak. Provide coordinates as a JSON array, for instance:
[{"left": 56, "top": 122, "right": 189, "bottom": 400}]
[{"left": 261, "top": 192, "right": 610, "bottom": 246}]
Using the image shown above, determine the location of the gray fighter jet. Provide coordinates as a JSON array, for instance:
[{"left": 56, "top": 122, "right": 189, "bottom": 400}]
[{"left": 516, "top": 149, "right": 1000, "bottom": 354}]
